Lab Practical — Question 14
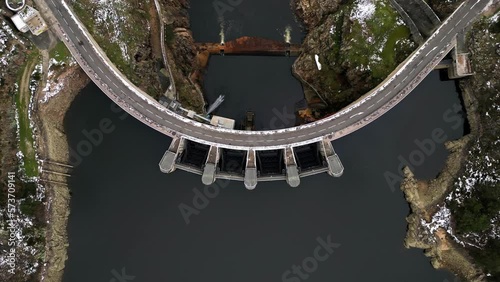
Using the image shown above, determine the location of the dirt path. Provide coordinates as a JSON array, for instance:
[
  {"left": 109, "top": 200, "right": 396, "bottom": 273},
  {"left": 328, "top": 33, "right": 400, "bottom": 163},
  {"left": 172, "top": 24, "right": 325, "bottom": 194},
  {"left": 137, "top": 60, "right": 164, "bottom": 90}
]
[
  {"left": 17, "top": 52, "right": 40, "bottom": 176},
  {"left": 149, "top": 0, "right": 163, "bottom": 60},
  {"left": 19, "top": 58, "right": 37, "bottom": 96}
]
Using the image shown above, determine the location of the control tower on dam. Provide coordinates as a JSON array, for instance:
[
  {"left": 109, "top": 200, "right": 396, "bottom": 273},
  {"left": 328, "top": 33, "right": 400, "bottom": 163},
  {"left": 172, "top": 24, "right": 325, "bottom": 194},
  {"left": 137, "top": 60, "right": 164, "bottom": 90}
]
[{"left": 159, "top": 137, "right": 344, "bottom": 189}]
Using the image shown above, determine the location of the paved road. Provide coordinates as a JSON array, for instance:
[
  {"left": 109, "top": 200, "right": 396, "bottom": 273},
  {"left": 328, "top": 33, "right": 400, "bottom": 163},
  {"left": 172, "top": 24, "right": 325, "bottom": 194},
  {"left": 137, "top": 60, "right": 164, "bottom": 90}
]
[{"left": 45, "top": 0, "right": 491, "bottom": 150}]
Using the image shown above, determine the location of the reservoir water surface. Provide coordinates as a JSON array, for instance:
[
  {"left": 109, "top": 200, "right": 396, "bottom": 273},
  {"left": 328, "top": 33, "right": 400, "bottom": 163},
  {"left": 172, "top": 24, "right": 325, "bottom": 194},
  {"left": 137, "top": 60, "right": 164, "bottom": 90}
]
[
  {"left": 62, "top": 71, "right": 462, "bottom": 281},
  {"left": 63, "top": 1, "right": 461, "bottom": 281}
]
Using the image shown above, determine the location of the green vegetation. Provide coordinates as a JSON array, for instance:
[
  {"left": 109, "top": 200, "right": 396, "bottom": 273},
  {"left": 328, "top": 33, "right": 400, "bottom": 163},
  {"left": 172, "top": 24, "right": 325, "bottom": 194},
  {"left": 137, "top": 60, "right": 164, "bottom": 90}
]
[
  {"left": 309, "top": 0, "right": 415, "bottom": 112},
  {"left": 165, "top": 24, "right": 175, "bottom": 47},
  {"left": 447, "top": 15, "right": 500, "bottom": 280},
  {"left": 380, "top": 26, "right": 410, "bottom": 74},
  {"left": 70, "top": 1, "right": 95, "bottom": 32},
  {"left": 0, "top": 23, "right": 46, "bottom": 281},
  {"left": 15, "top": 50, "right": 41, "bottom": 178},
  {"left": 471, "top": 239, "right": 500, "bottom": 279},
  {"left": 49, "top": 41, "right": 72, "bottom": 64},
  {"left": 490, "top": 18, "right": 500, "bottom": 33},
  {"left": 69, "top": 0, "right": 150, "bottom": 86},
  {"left": 342, "top": 1, "right": 413, "bottom": 79},
  {"left": 147, "top": 85, "right": 160, "bottom": 98},
  {"left": 450, "top": 183, "right": 500, "bottom": 234},
  {"left": 18, "top": 182, "right": 44, "bottom": 218},
  {"left": 176, "top": 76, "right": 204, "bottom": 112},
  {"left": 319, "top": 11, "right": 343, "bottom": 77}
]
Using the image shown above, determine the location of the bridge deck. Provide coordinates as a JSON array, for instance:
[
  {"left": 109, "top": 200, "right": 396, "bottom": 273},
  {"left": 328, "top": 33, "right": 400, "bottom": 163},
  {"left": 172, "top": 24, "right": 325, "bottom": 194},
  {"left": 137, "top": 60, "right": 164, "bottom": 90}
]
[{"left": 46, "top": 0, "right": 490, "bottom": 152}]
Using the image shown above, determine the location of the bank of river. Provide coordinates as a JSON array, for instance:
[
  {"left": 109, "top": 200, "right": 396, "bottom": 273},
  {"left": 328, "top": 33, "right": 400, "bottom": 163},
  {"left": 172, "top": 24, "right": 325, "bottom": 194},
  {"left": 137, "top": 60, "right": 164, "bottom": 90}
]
[
  {"left": 61, "top": 1, "right": 463, "bottom": 281},
  {"left": 61, "top": 71, "right": 461, "bottom": 281}
]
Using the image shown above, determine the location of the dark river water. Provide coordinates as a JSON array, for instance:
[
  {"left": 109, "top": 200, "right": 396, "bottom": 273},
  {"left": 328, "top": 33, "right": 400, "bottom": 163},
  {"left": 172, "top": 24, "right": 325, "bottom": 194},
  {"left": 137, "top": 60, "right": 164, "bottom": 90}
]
[
  {"left": 62, "top": 1, "right": 462, "bottom": 281},
  {"left": 203, "top": 56, "right": 304, "bottom": 130},
  {"left": 189, "top": 0, "right": 304, "bottom": 43},
  {"left": 62, "top": 73, "right": 462, "bottom": 282},
  {"left": 190, "top": 0, "right": 305, "bottom": 129}
]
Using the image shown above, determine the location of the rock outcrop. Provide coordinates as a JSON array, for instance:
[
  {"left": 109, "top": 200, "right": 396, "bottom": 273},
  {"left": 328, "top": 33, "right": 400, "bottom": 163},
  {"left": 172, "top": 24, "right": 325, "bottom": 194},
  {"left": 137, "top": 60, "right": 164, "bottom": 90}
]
[
  {"left": 399, "top": 11, "right": 500, "bottom": 279},
  {"left": 163, "top": 0, "right": 196, "bottom": 74},
  {"left": 160, "top": 0, "right": 205, "bottom": 111},
  {"left": 292, "top": 0, "right": 341, "bottom": 28}
]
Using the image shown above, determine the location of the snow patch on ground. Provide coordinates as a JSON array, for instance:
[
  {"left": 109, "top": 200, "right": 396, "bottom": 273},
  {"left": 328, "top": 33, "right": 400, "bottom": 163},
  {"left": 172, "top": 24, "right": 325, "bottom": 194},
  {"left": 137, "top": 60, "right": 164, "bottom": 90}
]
[
  {"left": 420, "top": 205, "right": 477, "bottom": 247},
  {"left": 0, "top": 24, "right": 9, "bottom": 53},
  {"left": 421, "top": 205, "right": 453, "bottom": 234},
  {"left": 350, "top": 0, "right": 376, "bottom": 24},
  {"left": 489, "top": 10, "right": 499, "bottom": 23},
  {"left": 314, "top": 54, "right": 322, "bottom": 70},
  {"left": 396, "top": 17, "right": 404, "bottom": 26},
  {"left": 452, "top": 140, "right": 499, "bottom": 201},
  {"left": 90, "top": 0, "right": 131, "bottom": 61},
  {"left": 40, "top": 81, "right": 64, "bottom": 104},
  {"left": 40, "top": 57, "right": 69, "bottom": 103},
  {"left": 370, "top": 53, "right": 382, "bottom": 62},
  {"left": 0, "top": 21, "right": 20, "bottom": 71}
]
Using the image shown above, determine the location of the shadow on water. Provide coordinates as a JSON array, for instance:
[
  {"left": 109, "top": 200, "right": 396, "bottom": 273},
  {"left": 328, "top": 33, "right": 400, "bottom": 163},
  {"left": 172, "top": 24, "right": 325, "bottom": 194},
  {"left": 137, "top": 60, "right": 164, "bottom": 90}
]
[
  {"left": 62, "top": 71, "right": 460, "bottom": 282},
  {"left": 203, "top": 55, "right": 304, "bottom": 130},
  {"left": 438, "top": 69, "right": 471, "bottom": 135}
]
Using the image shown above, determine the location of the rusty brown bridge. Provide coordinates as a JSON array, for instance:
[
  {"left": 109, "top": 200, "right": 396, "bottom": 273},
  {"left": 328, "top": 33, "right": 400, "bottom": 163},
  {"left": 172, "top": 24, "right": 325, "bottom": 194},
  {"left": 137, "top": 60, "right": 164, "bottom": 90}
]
[{"left": 195, "top": 36, "right": 302, "bottom": 57}]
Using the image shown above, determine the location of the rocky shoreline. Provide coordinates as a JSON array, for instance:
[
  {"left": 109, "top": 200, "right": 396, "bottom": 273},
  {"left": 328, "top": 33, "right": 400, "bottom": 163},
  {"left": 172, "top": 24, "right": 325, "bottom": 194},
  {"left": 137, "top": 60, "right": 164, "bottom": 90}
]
[
  {"left": 400, "top": 5, "right": 500, "bottom": 279},
  {"left": 33, "top": 1, "right": 498, "bottom": 281},
  {"left": 25, "top": 2, "right": 196, "bottom": 280},
  {"left": 159, "top": 0, "right": 205, "bottom": 112},
  {"left": 37, "top": 65, "right": 89, "bottom": 282},
  {"left": 401, "top": 81, "right": 485, "bottom": 280},
  {"left": 35, "top": 1, "right": 200, "bottom": 280}
]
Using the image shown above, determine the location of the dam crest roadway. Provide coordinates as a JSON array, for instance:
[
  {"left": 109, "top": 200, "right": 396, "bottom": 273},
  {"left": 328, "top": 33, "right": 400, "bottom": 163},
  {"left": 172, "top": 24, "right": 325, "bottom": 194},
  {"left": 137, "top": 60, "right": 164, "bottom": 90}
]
[{"left": 38, "top": 0, "right": 492, "bottom": 188}]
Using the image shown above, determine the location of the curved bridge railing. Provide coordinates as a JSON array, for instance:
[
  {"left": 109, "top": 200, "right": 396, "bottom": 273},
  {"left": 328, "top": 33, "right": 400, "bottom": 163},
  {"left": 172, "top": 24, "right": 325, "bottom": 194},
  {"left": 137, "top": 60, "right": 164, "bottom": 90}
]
[{"left": 44, "top": 0, "right": 490, "bottom": 151}]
